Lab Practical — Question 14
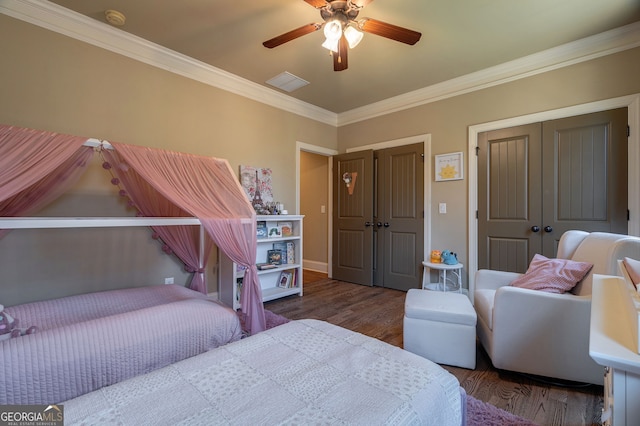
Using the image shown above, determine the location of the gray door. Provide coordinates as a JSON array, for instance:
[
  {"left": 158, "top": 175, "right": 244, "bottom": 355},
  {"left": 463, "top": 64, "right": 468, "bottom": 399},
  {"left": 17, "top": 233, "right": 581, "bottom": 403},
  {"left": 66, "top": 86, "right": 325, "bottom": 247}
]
[
  {"left": 540, "top": 109, "right": 628, "bottom": 254},
  {"left": 478, "top": 108, "right": 628, "bottom": 272},
  {"left": 478, "top": 123, "right": 542, "bottom": 272},
  {"left": 374, "top": 143, "right": 424, "bottom": 291},
  {"left": 332, "top": 150, "right": 374, "bottom": 285}
]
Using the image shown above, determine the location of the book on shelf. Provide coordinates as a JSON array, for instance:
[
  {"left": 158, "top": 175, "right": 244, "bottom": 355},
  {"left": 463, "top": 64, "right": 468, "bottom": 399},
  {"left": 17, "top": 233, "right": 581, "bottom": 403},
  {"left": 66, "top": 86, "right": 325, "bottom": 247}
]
[
  {"left": 286, "top": 241, "right": 295, "bottom": 264},
  {"left": 291, "top": 269, "right": 298, "bottom": 288},
  {"left": 272, "top": 242, "right": 288, "bottom": 263},
  {"left": 256, "top": 221, "right": 267, "bottom": 238},
  {"left": 278, "top": 221, "right": 293, "bottom": 237},
  {"left": 267, "top": 225, "right": 282, "bottom": 238},
  {"left": 267, "top": 249, "right": 282, "bottom": 265},
  {"left": 277, "top": 270, "right": 293, "bottom": 288},
  {"left": 256, "top": 263, "right": 278, "bottom": 270}
]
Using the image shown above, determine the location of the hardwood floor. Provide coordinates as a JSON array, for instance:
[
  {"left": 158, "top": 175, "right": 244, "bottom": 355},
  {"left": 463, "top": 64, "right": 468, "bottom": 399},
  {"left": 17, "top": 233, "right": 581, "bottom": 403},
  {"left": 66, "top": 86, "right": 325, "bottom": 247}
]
[{"left": 265, "top": 270, "right": 604, "bottom": 426}]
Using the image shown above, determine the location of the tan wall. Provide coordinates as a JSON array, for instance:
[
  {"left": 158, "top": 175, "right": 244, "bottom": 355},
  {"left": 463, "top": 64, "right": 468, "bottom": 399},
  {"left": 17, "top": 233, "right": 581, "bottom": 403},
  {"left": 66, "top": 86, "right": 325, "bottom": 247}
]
[
  {"left": 300, "top": 152, "right": 329, "bottom": 270},
  {"left": 0, "top": 15, "right": 337, "bottom": 304},
  {"left": 0, "top": 15, "right": 337, "bottom": 210},
  {"left": 338, "top": 47, "right": 640, "bottom": 283}
]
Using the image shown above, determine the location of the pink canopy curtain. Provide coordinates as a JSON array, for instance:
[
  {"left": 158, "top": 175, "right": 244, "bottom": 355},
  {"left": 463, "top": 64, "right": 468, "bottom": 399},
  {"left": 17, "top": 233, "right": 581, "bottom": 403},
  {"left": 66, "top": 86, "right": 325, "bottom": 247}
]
[
  {"left": 0, "top": 125, "right": 94, "bottom": 237},
  {"left": 105, "top": 142, "right": 266, "bottom": 335},
  {"left": 101, "top": 148, "right": 214, "bottom": 293}
]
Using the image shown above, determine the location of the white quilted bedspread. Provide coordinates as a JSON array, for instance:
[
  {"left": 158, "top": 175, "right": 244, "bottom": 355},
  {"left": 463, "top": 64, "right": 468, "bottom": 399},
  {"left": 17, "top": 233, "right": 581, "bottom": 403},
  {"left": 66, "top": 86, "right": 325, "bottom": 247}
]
[{"left": 63, "top": 319, "right": 462, "bottom": 426}]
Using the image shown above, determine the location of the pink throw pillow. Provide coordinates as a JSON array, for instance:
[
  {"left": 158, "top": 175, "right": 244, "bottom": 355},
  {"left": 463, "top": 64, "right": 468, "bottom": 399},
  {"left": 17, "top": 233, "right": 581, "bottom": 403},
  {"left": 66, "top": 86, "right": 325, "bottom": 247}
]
[
  {"left": 510, "top": 254, "right": 593, "bottom": 294},
  {"left": 623, "top": 257, "right": 640, "bottom": 288}
]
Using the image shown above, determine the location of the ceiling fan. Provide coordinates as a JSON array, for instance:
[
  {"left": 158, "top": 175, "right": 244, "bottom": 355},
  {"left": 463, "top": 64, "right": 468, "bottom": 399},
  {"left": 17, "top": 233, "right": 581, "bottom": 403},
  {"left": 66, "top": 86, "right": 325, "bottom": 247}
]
[{"left": 263, "top": 0, "right": 421, "bottom": 71}]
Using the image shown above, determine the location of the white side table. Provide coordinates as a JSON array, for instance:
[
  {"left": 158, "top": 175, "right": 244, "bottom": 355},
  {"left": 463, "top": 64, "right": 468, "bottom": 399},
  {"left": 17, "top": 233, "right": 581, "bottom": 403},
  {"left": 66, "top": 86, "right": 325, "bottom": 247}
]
[{"left": 422, "top": 261, "right": 464, "bottom": 293}]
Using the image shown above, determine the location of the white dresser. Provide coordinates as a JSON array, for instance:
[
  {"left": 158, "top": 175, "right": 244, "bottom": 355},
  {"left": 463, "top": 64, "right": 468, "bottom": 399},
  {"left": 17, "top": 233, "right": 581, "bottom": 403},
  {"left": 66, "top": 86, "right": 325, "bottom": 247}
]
[{"left": 589, "top": 274, "right": 640, "bottom": 426}]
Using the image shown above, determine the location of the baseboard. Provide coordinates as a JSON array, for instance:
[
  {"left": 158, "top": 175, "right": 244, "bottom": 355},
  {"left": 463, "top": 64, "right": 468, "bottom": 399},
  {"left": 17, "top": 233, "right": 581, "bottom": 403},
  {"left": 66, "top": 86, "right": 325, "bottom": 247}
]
[{"left": 303, "top": 260, "right": 328, "bottom": 273}]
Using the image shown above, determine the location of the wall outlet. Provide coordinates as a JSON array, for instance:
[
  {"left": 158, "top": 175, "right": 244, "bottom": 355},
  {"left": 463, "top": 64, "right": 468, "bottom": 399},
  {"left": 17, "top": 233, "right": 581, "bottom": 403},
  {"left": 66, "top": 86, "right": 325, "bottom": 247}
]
[
  {"left": 164, "top": 277, "right": 174, "bottom": 285},
  {"left": 439, "top": 203, "right": 447, "bottom": 214}
]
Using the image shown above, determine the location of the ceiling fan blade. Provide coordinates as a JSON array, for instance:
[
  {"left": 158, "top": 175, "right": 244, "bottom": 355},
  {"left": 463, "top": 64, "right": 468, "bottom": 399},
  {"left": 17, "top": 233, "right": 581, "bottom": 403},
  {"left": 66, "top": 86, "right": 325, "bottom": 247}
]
[
  {"left": 351, "top": 0, "right": 374, "bottom": 8},
  {"left": 263, "top": 23, "right": 321, "bottom": 48},
  {"left": 304, "top": 0, "right": 327, "bottom": 8},
  {"left": 333, "top": 35, "right": 348, "bottom": 71},
  {"left": 360, "top": 18, "right": 421, "bottom": 45}
]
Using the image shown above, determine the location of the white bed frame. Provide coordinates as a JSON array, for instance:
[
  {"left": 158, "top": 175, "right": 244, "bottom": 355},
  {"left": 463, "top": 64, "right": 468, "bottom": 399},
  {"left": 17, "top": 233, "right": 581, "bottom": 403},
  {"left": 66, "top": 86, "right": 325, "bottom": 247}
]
[
  {"left": 0, "top": 217, "right": 208, "bottom": 270},
  {"left": 0, "top": 217, "right": 200, "bottom": 229}
]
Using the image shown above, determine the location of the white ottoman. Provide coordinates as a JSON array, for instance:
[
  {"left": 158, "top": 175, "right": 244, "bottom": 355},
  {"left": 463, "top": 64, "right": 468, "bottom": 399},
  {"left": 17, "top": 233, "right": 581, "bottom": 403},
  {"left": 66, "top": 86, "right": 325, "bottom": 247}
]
[{"left": 403, "top": 288, "right": 477, "bottom": 369}]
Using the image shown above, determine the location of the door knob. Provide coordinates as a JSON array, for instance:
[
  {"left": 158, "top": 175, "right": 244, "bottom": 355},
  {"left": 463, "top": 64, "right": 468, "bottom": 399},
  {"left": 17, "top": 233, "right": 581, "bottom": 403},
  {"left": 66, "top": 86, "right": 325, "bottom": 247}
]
[
  {"left": 377, "top": 222, "right": 383, "bottom": 227},
  {"left": 544, "top": 226, "right": 553, "bottom": 233},
  {"left": 531, "top": 226, "right": 540, "bottom": 233},
  {"left": 365, "top": 221, "right": 372, "bottom": 227},
  {"left": 383, "top": 222, "right": 390, "bottom": 227}
]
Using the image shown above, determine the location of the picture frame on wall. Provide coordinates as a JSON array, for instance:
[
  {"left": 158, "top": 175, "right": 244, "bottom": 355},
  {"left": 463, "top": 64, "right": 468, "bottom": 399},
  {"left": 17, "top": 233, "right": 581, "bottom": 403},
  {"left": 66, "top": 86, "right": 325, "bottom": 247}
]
[{"left": 435, "top": 152, "right": 463, "bottom": 181}]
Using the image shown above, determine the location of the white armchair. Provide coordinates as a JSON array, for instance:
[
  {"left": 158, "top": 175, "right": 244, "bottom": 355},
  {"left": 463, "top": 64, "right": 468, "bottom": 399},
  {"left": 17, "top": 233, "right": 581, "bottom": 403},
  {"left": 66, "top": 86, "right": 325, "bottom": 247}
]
[{"left": 475, "top": 231, "right": 640, "bottom": 385}]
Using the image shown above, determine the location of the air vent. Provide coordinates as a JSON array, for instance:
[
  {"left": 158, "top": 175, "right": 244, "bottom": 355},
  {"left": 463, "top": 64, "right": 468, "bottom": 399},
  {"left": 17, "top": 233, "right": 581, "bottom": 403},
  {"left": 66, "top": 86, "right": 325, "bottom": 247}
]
[{"left": 266, "top": 72, "right": 309, "bottom": 92}]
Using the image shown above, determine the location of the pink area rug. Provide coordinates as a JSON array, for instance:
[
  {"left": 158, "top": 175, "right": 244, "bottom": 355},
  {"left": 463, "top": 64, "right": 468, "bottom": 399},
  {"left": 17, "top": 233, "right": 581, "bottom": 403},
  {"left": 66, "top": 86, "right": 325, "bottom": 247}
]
[
  {"left": 238, "top": 309, "right": 290, "bottom": 335},
  {"left": 264, "top": 309, "right": 291, "bottom": 329},
  {"left": 466, "top": 394, "right": 538, "bottom": 425},
  {"left": 251, "top": 311, "right": 537, "bottom": 425}
]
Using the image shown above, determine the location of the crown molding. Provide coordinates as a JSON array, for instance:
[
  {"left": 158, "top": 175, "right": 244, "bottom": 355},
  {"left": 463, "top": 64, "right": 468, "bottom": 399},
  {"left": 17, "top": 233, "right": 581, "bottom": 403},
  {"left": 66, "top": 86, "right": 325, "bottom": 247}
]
[
  {"left": 2, "top": 0, "right": 639, "bottom": 128},
  {"left": 0, "top": 0, "right": 338, "bottom": 126},
  {"left": 338, "top": 21, "right": 640, "bottom": 126}
]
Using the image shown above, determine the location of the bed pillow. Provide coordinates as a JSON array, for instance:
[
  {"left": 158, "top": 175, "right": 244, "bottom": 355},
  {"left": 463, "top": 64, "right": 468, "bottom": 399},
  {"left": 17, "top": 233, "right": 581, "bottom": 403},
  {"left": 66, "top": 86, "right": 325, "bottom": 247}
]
[
  {"left": 510, "top": 254, "right": 593, "bottom": 294},
  {"left": 623, "top": 257, "right": 640, "bottom": 288}
]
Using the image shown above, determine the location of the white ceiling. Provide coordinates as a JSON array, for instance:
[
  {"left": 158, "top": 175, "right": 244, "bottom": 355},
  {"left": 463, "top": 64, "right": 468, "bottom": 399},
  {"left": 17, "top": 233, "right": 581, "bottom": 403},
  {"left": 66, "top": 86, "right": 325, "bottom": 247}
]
[{"left": 22, "top": 0, "right": 640, "bottom": 114}]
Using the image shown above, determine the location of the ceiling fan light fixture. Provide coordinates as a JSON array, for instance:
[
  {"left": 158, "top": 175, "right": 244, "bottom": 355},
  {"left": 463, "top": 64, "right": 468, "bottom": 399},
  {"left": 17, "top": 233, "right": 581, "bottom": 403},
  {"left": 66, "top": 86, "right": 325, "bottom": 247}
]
[
  {"left": 344, "top": 25, "right": 363, "bottom": 49},
  {"left": 322, "top": 37, "right": 339, "bottom": 52},
  {"left": 323, "top": 20, "right": 342, "bottom": 41},
  {"left": 262, "top": 1, "right": 422, "bottom": 72}
]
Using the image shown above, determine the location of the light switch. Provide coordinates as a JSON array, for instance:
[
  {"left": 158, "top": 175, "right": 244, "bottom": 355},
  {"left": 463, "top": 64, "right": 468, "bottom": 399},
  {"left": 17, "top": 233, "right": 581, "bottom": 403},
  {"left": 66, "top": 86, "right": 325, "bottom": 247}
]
[
  {"left": 321, "top": 205, "right": 326, "bottom": 214},
  {"left": 439, "top": 203, "right": 447, "bottom": 214}
]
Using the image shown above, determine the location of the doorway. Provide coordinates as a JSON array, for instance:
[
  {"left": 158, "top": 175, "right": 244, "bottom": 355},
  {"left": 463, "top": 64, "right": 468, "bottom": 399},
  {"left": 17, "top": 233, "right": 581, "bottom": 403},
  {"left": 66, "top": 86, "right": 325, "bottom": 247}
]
[
  {"left": 300, "top": 150, "right": 331, "bottom": 273},
  {"left": 297, "top": 143, "right": 338, "bottom": 275}
]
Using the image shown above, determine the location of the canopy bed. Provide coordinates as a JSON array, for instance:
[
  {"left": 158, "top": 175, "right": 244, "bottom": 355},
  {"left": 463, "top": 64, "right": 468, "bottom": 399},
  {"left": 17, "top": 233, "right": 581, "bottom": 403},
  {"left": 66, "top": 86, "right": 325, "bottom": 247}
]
[
  {"left": 0, "top": 124, "right": 266, "bottom": 334},
  {"left": 1, "top": 125, "right": 466, "bottom": 423},
  {"left": 0, "top": 124, "right": 265, "bottom": 403}
]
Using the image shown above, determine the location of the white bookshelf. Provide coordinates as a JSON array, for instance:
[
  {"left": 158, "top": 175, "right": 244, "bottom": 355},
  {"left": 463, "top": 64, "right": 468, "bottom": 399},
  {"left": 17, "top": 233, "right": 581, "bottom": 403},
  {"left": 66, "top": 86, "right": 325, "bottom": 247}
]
[{"left": 219, "top": 215, "right": 303, "bottom": 310}]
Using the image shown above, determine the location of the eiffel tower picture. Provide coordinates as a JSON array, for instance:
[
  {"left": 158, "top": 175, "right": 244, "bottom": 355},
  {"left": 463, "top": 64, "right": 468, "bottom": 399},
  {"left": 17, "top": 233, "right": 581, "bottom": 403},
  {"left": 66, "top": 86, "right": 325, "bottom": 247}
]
[{"left": 252, "top": 170, "right": 265, "bottom": 213}]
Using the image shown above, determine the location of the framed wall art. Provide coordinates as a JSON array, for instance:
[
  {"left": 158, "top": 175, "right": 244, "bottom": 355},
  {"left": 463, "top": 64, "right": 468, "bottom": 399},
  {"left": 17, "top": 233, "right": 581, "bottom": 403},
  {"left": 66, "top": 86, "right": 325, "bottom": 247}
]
[
  {"left": 435, "top": 152, "right": 463, "bottom": 181},
  {"left": 239, "top": 165, "right": 273, "bottom": 203}
]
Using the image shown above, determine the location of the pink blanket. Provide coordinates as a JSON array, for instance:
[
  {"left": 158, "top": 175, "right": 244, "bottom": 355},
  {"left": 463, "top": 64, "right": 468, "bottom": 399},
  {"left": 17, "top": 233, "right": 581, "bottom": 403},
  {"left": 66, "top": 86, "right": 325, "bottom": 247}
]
[
  {"left": 5, "top": 284, "right": 213, "bottom": 331},
  {"left": 0, "top": 286, "right": 241, "bottom": 404}
]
